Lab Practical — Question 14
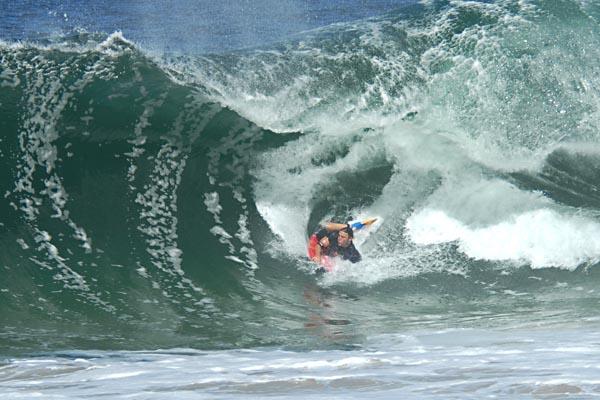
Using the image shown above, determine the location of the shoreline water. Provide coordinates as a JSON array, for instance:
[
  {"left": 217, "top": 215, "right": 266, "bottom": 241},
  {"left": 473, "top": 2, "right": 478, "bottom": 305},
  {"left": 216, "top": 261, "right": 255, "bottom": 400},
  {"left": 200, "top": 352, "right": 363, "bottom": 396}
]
[{"left": 3, "top": 324, "right": 600, "bottom": 399}]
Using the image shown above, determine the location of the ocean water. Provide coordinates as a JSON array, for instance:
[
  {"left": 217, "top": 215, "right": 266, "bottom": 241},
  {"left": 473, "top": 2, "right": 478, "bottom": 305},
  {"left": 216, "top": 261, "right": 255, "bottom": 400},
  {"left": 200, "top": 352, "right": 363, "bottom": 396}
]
[{"left": 3, "top": 0, "right": 600, "bottom": 398}]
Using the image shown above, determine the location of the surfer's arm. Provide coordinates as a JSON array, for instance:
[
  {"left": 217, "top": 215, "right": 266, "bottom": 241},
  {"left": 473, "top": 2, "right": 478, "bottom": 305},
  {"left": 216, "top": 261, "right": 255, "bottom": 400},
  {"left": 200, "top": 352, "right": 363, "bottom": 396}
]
[
  {"left": 311, "top": 242, "right": 322, "bottom": 263},
  {"left": 324, "top": 222, "right": 350, "bottom": 232},
  {"left": 325, "top": 218, "right": 377, "bottom": 232}
]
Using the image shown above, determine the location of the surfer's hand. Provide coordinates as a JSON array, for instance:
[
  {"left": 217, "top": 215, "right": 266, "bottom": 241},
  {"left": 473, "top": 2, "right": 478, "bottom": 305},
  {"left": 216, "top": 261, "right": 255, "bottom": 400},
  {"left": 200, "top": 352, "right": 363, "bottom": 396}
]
[{"left": 351, "top": 222, "right": 364, "bottom": 230}]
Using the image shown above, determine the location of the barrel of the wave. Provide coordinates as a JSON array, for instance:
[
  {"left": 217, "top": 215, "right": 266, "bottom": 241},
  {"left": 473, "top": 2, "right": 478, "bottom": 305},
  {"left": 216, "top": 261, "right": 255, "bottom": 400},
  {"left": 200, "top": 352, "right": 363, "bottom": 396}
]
[{"left": 307, "top": 218, "right": 377, "bottom": 271}]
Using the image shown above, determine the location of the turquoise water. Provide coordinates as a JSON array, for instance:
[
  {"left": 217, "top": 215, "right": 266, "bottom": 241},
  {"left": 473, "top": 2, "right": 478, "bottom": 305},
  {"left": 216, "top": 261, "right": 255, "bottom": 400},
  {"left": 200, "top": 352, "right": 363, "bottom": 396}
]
[{"left": 3, "top": 0, "right": 600, "bottom": 397}]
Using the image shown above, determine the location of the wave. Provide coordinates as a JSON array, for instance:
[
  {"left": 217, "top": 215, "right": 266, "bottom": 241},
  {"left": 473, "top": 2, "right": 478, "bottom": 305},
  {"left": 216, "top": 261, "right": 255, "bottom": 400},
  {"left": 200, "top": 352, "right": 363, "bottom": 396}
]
[{"left": 3, "top": 0, "right": 600, "bottom": 354}]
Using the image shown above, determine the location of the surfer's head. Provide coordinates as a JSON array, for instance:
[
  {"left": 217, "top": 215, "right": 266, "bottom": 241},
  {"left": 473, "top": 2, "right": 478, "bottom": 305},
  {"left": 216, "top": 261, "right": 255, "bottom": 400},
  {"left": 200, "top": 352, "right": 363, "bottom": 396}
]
[{"left": 337, "top": 227, "right": 353, "bottom": 248}]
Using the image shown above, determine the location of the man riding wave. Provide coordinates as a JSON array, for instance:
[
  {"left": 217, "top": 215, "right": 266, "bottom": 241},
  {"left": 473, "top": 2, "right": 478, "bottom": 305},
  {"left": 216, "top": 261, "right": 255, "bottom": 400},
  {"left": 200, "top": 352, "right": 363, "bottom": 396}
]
[{"left": 308, "top": 221, "right": 365, "bottom": 271}]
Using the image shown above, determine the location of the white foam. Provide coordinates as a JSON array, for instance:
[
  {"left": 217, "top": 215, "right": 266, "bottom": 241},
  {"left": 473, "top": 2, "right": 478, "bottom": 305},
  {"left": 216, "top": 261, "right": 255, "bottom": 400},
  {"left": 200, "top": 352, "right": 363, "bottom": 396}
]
[
  {"left": 210, "top": 225, "right": 233, "bottom": 240},
  {"left": 407, "top": 208, "right": 600, "bottom": 269},
  {"left": 204, "top": 192, "right": 222, "bottom": 223},
  {"left": 96, "top": 371, "right": 146, "bottom": 380},
  {"left": 255, "top": 202, "right": 309, "bottom": 256},
  {"left": 97, "top": 31, "right": 136, "bottom": 55},
  {"left": 0, "top": 67, "right": 20, "bottom": 88}
]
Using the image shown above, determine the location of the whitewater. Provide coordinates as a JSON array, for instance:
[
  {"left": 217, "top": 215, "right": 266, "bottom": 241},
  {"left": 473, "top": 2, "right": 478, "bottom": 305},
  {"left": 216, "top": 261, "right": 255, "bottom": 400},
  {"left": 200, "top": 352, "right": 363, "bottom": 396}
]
[{"left": 3, "top": 0, "right": 600, "bottom": 398}]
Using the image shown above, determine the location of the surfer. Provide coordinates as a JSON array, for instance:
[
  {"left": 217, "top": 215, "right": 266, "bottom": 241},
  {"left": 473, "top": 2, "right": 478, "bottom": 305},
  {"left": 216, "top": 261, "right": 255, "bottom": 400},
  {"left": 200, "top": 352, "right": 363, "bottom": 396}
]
[
  {"left": 307, "top": 222, "right": 363, "bottom": 268},
  {"left": 327, "top": 224, "right": 361, "bottom": 263}
]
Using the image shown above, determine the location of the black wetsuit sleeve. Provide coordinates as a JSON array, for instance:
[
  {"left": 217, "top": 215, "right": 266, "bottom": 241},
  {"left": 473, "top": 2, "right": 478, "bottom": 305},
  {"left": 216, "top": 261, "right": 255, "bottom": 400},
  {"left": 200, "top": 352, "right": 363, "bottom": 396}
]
[{"left": 345, "top": 244, "right": 361, "bottom": 263}]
